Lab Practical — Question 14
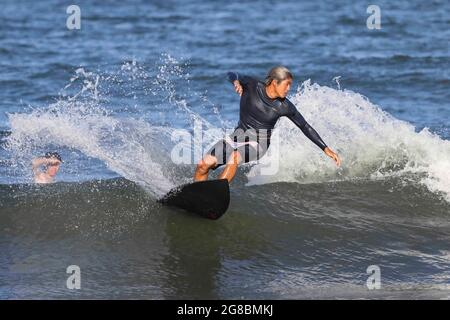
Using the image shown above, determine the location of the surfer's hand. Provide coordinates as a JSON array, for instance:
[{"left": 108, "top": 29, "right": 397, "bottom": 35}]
[
  {"left": 233, "top": 80, "right": 243, "bottom": 96},
  {"left": 324, "top": 147, "right": 341, "bottom": 167}
]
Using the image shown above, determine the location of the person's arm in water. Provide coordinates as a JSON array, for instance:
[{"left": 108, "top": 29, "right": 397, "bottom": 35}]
[
  {"left": 32, "top": 157, "right": 60, "bottom": 174},
  {"left": 286, "top": 100, "right": 341, "bottom": 166},
  {"left": 227, "top": 72, "right": 254, "bottom": 96},
  {"left": 32, "top": 157, "right": 48, "bottom": 175}
]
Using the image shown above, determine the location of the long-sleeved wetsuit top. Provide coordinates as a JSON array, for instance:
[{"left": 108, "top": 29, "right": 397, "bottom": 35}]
[{"left": 227, "top": 72, "right": 327, "bottom": 150}]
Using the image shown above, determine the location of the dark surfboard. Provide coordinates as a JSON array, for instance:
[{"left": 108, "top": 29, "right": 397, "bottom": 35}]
[{"left": 158, "top": 179, "right": 230, "bottom": 220}]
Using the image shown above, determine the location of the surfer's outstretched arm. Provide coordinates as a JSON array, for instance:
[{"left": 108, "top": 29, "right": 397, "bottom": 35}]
[{"left": 286, "top": 100, "right": 341, "bottom": 166}]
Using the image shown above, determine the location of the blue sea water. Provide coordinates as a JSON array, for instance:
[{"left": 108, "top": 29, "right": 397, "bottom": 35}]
[{"left": 0, "top": 0, "right": 449, "bottom": 299}]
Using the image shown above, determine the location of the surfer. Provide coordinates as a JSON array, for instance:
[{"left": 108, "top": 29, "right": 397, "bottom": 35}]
[
  {"left": 32, "top": 152, "right": 62, "bottom": 184},
  {"left": 194, "top": 66, "right": 341, "bottom": 183}
]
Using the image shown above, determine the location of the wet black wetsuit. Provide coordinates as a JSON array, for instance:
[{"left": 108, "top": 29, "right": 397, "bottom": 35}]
[{"left": 207, "top": 72, "right": 327, "bottom": 168}]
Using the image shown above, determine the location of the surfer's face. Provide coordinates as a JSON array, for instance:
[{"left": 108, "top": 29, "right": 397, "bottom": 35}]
[{"left": 274, "top": 78, "right": 292, "bottom": 98}]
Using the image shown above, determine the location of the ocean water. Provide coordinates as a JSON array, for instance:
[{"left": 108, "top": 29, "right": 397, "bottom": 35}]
[{"left": 0, "top": 0, "right": 449, "bottom": 299}]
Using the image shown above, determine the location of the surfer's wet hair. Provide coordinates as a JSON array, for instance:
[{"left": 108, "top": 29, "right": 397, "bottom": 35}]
[
  {"left": 265, "top": 66, "right": 293, "bottom": 86},
  {"left": 45, "top": 152, "right": 62, "bottom": 163}
]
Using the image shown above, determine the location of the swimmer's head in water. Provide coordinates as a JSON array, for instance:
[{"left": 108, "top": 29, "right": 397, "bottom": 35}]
[
  {"left": 44, "top": 152, "right": 62, "bottom": 176},
  {"left": 265, "top": 66, "right": 293, "bottom": 99}
]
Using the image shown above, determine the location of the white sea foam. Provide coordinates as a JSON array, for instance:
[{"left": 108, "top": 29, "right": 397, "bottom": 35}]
[
  {"left": 247, "top": 80, "right": 450, "bottom": 202},
  {"left": 5, "top": 58, "right": 449, "bottom": 201},
  {"left": 7, "top": 100, "right": 175, "bottom": 196},
  {"left": 5, "top": 56, "right": 226, "bottom": 196}
]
